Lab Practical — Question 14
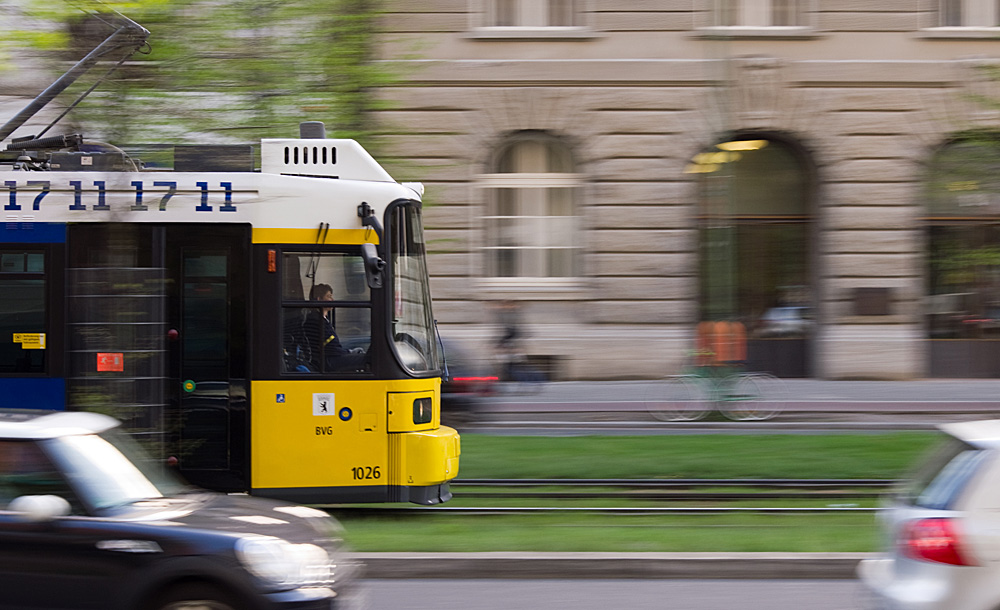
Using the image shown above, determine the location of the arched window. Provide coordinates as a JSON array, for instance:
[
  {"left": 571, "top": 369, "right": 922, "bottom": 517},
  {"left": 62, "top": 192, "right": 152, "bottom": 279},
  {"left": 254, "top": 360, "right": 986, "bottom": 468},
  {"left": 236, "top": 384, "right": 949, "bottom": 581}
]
[
  {"left": 490, "top": 0, "right": 578, "bottom": 27},
  {"left": 481, "top": 132, "right": 582, "bottom": 280},
  {"left": 938, "top": 0, "right": 1000, "bottom": 26},
  {"left": 690, "top": 135, "right": 814, "bottom": 376},
  {"left": 925, "top": 136, "right": 1000, "bottom": 376},
  {"left": 716, "top": 0, "right": 808, "bottom": 27}
]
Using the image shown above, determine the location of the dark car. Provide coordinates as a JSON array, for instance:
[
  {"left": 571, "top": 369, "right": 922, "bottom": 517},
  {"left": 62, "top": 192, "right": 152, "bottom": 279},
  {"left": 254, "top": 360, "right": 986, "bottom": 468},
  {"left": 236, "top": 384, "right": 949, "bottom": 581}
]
[{"left": 0, "top": 410, "right": 363, "bottom": 610}]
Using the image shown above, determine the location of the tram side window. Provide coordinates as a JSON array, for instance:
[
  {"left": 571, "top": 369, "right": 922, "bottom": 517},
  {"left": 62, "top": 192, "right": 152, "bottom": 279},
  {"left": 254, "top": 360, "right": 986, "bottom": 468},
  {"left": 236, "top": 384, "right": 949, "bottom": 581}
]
[
  {"left": 0, "top": 251, "right": 46, "bottom": 374},
  {"left": 281, "top": 252, "right": 372, "bottom": 374}
]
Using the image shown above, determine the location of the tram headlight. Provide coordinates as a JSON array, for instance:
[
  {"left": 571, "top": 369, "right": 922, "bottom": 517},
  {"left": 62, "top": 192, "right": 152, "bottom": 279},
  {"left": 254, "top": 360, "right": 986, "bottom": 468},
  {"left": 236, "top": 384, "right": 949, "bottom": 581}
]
[
  {"left": 235, "top": 536, "right": 332, "bottom": 587},
  {"left": 413, "top": 397, "right": 433, "bottom": 424}
]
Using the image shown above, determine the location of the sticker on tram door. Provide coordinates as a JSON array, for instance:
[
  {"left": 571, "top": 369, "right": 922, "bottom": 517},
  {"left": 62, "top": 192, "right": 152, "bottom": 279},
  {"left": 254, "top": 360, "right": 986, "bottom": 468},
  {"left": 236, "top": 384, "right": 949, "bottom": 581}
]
[
  {"left": 313, "top": 393, "right": 334, "bottom": 416},
  {"left": 12, "top": 333, "right": 46, "bottom": 349}
]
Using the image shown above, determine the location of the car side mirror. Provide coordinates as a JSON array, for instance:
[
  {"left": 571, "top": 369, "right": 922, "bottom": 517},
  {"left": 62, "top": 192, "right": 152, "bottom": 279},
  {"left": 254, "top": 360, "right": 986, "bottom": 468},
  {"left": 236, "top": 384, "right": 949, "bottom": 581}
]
[
  {"left": 8, "top": 495, "right": 71, "bottom": 522},
  {"left": 361, "top": 242, "right": 385, "bottom": 290}
]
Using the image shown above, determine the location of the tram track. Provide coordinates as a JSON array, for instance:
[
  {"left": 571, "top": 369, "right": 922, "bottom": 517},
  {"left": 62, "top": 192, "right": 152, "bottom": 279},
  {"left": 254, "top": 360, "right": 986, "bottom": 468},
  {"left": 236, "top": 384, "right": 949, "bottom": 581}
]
[
  {"left": 453, "top": 477, "right": 895, "bottom": 488},
  {"left": 450, "top": 478, "right": 893, "bottom": 501},
  {"left": 340, "top": 505, "right": 880, "bottom": 515},
  {"left": 323, "top": 478, "right": 896, "bottom": 515}
]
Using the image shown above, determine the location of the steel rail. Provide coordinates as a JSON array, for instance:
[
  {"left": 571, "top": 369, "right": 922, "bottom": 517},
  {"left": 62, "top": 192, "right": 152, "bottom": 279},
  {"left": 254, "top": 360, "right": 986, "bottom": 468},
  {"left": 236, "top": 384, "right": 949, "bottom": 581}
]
[
  {"left": 451, "top": 478, "right": 892, "bottom": 501},
  {"left": 453, "top": 478, "right": 896, "bottom": 488},
  {"left": 320, "top": 479, "right": 895, "bottom": 514},
  {"left": 328, "top": 506, "right": 880, "bottom": 515},
  {"left": 455, "top": 490, "right": 883, "bottom": 500}
]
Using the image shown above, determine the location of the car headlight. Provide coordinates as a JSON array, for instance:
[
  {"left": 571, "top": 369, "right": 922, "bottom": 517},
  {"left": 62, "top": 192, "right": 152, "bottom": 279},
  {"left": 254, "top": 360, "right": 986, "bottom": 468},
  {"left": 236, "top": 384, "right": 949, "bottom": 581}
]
[{"left": 235, "top": 536, "right": 332, "bottom": 587}]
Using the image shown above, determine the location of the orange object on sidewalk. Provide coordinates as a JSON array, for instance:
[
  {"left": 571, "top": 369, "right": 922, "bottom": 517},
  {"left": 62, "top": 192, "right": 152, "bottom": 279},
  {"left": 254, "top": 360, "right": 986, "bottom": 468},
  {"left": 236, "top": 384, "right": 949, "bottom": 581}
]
[
  {"left": 696, "top": 320, "right": 747, "bottom": 366},
  {"left": 695, "top": 321, "right": 716, "bottom": 366}
]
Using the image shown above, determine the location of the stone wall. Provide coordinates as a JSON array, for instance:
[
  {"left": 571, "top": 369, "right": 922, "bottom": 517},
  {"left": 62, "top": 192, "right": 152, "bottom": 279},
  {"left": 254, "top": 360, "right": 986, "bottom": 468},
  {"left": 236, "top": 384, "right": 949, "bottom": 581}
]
[{"left": 374, "top": 0, "right": 997, "bottom": 380}]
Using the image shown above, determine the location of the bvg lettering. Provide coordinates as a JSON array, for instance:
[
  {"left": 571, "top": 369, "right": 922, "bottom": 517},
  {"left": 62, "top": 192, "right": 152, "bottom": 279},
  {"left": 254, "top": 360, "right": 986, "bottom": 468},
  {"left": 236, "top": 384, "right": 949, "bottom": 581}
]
[{"left": 316, "top": 426, "right": 333, "bottom": 435}]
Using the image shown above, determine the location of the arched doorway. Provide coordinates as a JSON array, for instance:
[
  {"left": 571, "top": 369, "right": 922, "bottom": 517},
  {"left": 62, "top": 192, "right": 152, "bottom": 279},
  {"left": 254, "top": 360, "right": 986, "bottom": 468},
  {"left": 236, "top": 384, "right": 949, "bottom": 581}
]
[
  {"left": 689, "top": 134, "right": 815, "bottom": 377},
  {"left": 926, "top": 135, "right": 1000, "bottom": 377}
]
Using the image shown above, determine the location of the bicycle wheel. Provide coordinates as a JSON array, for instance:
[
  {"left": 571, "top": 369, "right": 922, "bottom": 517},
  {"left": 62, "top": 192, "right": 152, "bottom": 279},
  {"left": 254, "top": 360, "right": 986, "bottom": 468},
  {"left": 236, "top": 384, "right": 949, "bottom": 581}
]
[
  {"left": 645, "top": 375, "right": 711, "bottom": 422},
  {"left": 719, "top": 373, "right": 785, "bottom": 421}
]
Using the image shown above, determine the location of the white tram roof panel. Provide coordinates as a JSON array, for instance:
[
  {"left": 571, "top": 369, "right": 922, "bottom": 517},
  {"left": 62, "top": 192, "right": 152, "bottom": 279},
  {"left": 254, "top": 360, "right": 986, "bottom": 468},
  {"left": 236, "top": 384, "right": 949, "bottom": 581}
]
[
  {"left": 2, "top": 138, "right": 422, "bottom": 230},
  {"left": 260, "top": 138, "right": 394, "bottom": 183}
]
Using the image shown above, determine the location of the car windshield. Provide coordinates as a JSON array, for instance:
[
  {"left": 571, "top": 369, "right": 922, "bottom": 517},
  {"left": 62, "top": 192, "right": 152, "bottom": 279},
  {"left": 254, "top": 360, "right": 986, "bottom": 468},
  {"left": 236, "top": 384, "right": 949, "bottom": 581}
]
[
  {"left": 43, "top": 429, "right": 188, "bottom": 511},
  {"left": 898, "top": 436, "right": 988, "bottom": 510}
]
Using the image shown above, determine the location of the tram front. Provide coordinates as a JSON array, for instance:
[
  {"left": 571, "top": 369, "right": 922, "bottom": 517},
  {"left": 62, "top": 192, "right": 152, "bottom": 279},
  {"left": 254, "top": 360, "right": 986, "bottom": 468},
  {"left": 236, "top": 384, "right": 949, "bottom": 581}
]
[
  {"left": 248, "top": 140, "right": 459, "bottom": 506},
  {"left": 381, "top": 198, "right": 461, "bottom": 504}
]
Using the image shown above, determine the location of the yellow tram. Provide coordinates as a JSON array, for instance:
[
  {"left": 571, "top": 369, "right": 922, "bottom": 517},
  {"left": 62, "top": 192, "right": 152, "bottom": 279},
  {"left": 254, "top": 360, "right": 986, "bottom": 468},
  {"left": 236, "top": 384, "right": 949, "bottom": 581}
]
[{"left": 0, "top": 122, "right": 459, "bottom": 504}]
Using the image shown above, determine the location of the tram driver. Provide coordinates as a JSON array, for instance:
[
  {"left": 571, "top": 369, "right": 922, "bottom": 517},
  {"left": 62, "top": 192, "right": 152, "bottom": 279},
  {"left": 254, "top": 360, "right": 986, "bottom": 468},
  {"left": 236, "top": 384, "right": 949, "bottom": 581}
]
[{"left": 304, "top": 283, "right": 368, "bottom": 372}]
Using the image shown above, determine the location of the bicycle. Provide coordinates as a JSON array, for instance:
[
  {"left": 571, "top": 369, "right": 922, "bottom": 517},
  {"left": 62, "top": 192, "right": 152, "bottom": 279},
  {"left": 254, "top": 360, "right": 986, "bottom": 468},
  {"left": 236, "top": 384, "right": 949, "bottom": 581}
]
[{"left": 644, "top": 363, "right": 786, "bottom": 422}]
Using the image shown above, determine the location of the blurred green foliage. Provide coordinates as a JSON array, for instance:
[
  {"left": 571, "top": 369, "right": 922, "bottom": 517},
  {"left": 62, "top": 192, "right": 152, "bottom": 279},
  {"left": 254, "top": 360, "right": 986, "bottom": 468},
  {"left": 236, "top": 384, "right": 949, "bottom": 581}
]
[{"left": 4, "top": 0, "right": 393, "bottom": 148}]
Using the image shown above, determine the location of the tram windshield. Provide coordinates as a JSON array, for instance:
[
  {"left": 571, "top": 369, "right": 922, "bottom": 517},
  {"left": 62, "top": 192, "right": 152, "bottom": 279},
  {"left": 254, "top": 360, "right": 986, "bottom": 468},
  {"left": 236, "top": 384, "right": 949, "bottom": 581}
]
[{"left": 389, "top": 203, "right": 440, "bottom": 374}]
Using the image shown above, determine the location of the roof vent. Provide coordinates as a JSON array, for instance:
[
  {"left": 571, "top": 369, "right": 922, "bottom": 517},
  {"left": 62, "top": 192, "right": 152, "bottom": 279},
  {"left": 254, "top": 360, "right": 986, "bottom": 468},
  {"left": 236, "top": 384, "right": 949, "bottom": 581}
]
[{"left": 260, "top": 138, "right": 395, "bottom": 182}]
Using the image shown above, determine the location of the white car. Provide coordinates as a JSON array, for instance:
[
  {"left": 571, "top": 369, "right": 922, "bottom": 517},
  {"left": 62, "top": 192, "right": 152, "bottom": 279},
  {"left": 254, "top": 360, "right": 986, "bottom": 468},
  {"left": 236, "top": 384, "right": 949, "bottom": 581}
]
[{"left": 858, "top": 419, "right": 1000, "bottom": 610}]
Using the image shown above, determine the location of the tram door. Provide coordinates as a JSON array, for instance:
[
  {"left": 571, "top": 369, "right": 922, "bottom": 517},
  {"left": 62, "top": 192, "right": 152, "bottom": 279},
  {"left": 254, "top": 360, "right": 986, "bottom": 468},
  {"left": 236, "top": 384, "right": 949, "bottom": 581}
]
[
  {"left": 66, "top": 224, "right": 250, "bottom": 491},
  {"left": 167, "top": 225, "right": 250, "bottom": 492}
]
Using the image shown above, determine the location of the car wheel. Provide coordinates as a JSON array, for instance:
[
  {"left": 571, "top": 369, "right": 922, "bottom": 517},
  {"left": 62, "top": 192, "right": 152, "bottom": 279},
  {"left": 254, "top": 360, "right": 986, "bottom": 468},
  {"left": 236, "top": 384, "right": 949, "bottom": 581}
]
[{"left": 152, "top": 583, "right": 242, "bottom": 610}]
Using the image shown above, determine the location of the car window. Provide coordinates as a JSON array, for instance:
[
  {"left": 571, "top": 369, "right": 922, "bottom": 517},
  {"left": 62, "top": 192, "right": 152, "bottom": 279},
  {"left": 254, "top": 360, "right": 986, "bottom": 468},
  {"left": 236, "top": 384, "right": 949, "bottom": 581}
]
[
  {"left": 43, "top": 431, "right": 187, "bottom": 511},
  {"left": 0, "top": 440, "right": 81, "bottom": 513},
  {"left": 900, "top": 437, "right": 989, "bottom": 510}
]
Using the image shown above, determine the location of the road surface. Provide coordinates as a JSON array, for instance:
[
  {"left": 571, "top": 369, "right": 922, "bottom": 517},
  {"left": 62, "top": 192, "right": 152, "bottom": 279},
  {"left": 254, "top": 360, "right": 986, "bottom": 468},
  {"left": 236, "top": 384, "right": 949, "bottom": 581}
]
[{"left": 364, "top": 578, "right": 867, "bottom": 610}]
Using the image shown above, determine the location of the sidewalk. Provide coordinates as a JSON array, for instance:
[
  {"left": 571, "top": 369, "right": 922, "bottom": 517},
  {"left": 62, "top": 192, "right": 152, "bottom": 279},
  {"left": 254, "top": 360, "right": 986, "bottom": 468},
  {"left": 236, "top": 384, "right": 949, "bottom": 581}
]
[
  {"left": 478, "top": 379, "right": 1000, "bottom": 415},
  {"left": 491, "top": 379, "right": 1000, "bottom": 402},
  {"left": 354, "top": 552, "right": 870, "bottom": 580}
]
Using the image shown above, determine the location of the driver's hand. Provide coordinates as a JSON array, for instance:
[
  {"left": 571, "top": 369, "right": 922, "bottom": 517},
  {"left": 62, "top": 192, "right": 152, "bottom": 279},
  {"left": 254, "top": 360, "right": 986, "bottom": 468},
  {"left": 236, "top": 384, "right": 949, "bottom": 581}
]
[{"left": 350, "top": 347, "right": 365, "bottom": 354}]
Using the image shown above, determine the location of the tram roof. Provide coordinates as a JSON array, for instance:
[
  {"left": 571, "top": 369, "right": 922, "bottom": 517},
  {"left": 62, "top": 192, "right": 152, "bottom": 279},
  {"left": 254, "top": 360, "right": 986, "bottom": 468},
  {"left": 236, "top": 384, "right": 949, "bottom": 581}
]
[{"left": 1, "top": 138, "right": 422, "bottom": 235}]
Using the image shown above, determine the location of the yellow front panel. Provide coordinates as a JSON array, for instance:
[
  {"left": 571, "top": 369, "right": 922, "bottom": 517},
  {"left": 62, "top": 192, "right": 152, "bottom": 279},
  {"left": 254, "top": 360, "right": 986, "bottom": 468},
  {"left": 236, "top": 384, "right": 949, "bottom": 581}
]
[
  {"left": 397, "top": 427, "right": 461, "bottom": 486},
  {"left": 250, "top": 378, "right": 443, "bottom": 491}
]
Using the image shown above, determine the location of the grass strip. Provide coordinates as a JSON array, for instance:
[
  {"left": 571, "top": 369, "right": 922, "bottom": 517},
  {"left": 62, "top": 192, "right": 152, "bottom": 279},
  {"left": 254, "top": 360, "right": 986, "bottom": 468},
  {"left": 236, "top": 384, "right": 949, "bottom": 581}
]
[
  {"left": 455, "top": 432, "right": 940, "bottom": 480},
  {"left": 337, "top": 432, "right": 940, "bottom": 552},
  {"left": 339, "top": 512, "right": 880, "bottom": 553}
]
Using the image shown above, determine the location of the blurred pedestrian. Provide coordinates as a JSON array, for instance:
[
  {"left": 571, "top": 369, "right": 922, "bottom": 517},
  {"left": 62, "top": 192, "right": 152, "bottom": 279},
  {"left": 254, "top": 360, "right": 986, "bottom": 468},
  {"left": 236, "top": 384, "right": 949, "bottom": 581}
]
[{"left": 494, "top": 300, "right": 525, "bottom": 381}]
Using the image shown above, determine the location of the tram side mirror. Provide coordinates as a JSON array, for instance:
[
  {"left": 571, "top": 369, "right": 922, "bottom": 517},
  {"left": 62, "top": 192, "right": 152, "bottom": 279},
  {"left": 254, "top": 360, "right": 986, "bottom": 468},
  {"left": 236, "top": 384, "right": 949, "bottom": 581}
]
[{"left": 361, "top": 243, "right": 385, "bottom": 290}]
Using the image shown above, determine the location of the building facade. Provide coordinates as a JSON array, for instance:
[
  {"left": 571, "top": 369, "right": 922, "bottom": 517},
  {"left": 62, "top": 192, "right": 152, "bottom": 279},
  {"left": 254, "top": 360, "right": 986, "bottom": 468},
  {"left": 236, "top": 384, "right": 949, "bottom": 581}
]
[
  {"left": 371, "top": 0, "right": 1000, "bottom": 380},
  {"left": 5, "top": 1, "right": 1000, "bottom": 380}
]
